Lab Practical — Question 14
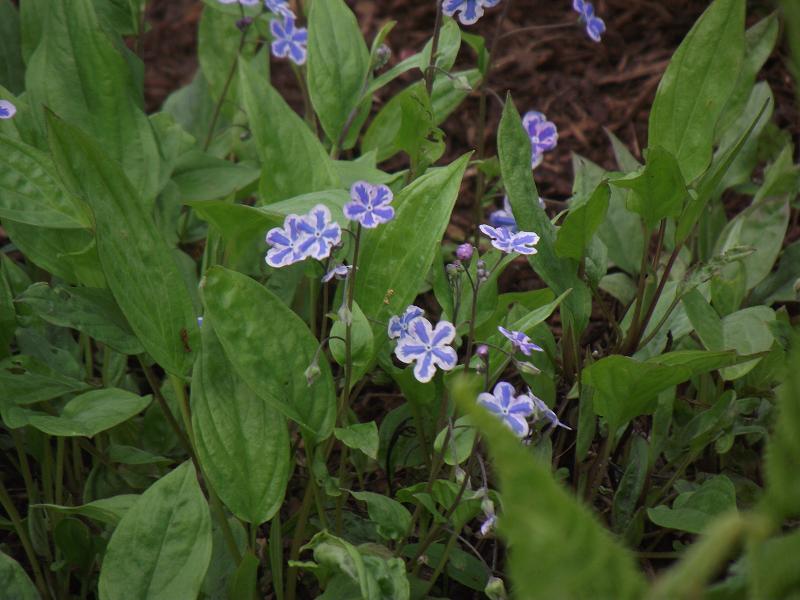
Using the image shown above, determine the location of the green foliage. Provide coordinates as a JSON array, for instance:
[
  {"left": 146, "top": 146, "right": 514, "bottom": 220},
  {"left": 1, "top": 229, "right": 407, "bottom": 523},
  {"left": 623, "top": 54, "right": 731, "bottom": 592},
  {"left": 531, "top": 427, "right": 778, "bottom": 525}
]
[{"left": 98, "top": 462, "right": 212, "bottom": 600}]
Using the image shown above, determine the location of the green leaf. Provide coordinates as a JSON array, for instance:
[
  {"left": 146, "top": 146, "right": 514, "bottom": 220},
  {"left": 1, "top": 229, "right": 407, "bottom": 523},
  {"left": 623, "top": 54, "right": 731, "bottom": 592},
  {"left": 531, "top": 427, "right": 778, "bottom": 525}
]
[
  {"left": 433, "top": 416, "right": 476, "bottom": 466},
  {"left": 228, "top": 552, "right": 259, "bottom": 600},
  {"left": 99, "top": 463, "right": 212, "bottom": 600},
  {"left": 750, "top": 240, "right": 800, "bottom": 305},
  {"left": 763, "top": 334, "right": 800, "bottom": 521},
  {"left": 192, "top": 323, "right": 290, "bottom": 525},
  {"left": 750, "top": 528, "right": 800, "bottom": 599},
  {"left": 299, "top": 531, "right": 410, "bottom": 600},
  {"left": 355, "top": 155, "right": 469, "bottom": 349},
  {"left": 330, "top": 300, "right": 374, "bottom": 386},
  {"left": 2, "top": 388, "right": 150, "bottom": 437},
  {"left": 172, "top": 151, "right": 259, "bottom": 202},
  {"left": 0, "top": 1, "right": 25, "bottom": 94},
  {"left": 648, "top": 0, "right": 745, "bottom": 182},
  {"left": 0, "top": 355, "right": 90, "bottom": 406},
  {"left": 362, "top": 70, "right": 480, "bottom": 162},
  {"left": 349, "top": 491, "right": 412, "bottom": 541},
  {"left": 611, "top": 435, "right": 649, "bottom": 534},
  {"left": 647, "top": 475, "right": 736, "bottom": 534},
  {"left": 35, "top": 495, "right": 139, "bottom": 526},
  {"left": 334, "top": 422, "right": 379, "bottom": 460},
  {"left": 611, "top": 146, "right": 687, "bottom": 230},
  {"left": 555, "top": 182, "right": 610, "bottom": 260},
  {"left": 25, "top": 0, "right": 160, "bottom": 201},
  {"left": 0, "top": 270, "right": 14, "bottom": 358},
  {"left": 583, "top": 350, "right": 748, "bottom": 432},
  {"left": 2, "top": 220, "right": 104, "bottom": 287},
  {"left": 498, "top": 98, "right": 591, "bottom": 333},
  {"left": 307, "top": 0, "right": 370, "bottom": 146},
  {"left": 0, "top": 552, "right": 40, "bottom": 600},
  {"left": 239, "top": 59, "right": 338, "bottom": 203},
  {"left": 452, "top": 374, "right": 646, "bottom": 600},
  {"left": 715, "top": 186, "right": 791, "bottom": 292},
  {"left": 17, "top": 283, "right": 143, "bottom": 355},
  {"left": 47, "top": 114, "right": 199, "bottom": 376},
  {"left": 0, "top": 135, "right": 90, "bottom": 228},
  {"left": 201, "top": 266, "right": 335, "bottom": 442}
]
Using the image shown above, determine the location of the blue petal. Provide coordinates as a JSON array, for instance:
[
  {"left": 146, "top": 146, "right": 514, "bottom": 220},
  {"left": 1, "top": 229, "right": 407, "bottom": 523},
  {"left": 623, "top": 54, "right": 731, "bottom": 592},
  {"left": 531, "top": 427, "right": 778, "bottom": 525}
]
[
  {"left": 413, "top": 352, "right": 435, "bottom": 383},
  {"left": 494, "top": 382, "right": 514, "bottom": 410},
  {"left": 431, "top": 347, "right": 457, "bottom": 369},
  {"left": 344, "top": 201, "right": 367, "bottom": 220},
  {"left": 396, "top": 342, "right": 427, "bottom": 362},
  {"left": 371, "top": 205, "right": 395, "bottom": 223},
  {"left": 411, "top": 319, "right": 432, "bottom": 345},
  {"left": 505, "top": 414, "right": 529, "bottom": 437},
  {"left": 372, "top": 185, "right": 393, "bottom": 207},
  {"left": 431, "top": 322, "right": 455, "bottom": 346},
  {"left": 478, "top": 394, "right": 503, "bottom": 415},
  {"left": 272, "top": 40, "right": 290, "bottom": 58},
  {"left": 289, "top": 42, "right": 307, "bottom": 65},
  {"left": 350, "top": 181, "right": 372, "bottom": 207},
  {"left": 360, "top": 210, "right": 378, "bottom": 228}
]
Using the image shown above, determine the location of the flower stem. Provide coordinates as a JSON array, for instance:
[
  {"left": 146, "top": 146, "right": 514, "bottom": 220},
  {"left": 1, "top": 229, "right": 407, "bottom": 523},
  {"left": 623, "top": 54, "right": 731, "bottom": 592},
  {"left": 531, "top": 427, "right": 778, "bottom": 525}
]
[
  {"left": 204, "top": 26, "right": 249, "bottom": 151},
  {"left": 424, "top": 1, "right": 444, "bottom": 98}
]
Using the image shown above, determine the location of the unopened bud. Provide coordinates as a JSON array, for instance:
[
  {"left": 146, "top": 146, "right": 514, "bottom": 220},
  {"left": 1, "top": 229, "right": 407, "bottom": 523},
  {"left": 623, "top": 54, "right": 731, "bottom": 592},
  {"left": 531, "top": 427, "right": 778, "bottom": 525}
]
[
  {"left": 236, "top": 16, "right": 253, "bottom": 31},
  {"left": 338, "top": 302, "right": 352, "bottom": 326},
  {"left": 456, "top": 243, "right": 473, "bottom": 262},
  {"left": 485, "top": 576, "right": 508, "bottom": 600},
  {"left": 476, "top": 344, "right": 489, "bottom": 359},
  {"left": 374, "top": 44, "right": 392, "bottom": 70},
  {"left": 304, "top": 361, "right": 321, "bottom": 386},
  {"left": 514, "top": 359, "right": 541, "bottom": 376}
]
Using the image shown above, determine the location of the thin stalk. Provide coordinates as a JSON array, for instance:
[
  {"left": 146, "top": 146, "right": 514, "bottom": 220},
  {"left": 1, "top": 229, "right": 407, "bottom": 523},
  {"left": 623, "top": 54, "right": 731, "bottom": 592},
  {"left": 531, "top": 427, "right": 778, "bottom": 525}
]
[
  {"left": 338, "top": 224, "right": 362, "bottom": 423},
  {"left": 586, "top": 433, "right": 614, "bottom": 504},
  {"left": 0, "top": 478, "right": 48, "bottom": 598},
  {"left": 285, "top": 481, "right": 315, "bottom": 600},
  {"left": 42, "top": 438, "right": 54, "bottom": 504},
  {"left": 619, "top": 221, "right": 653, "bottom": 355},
  {"left": 293, "top": 64, "right": 318, "bottom": 135},
  {"left": 11, "top": 429, "right": 39, "bottom": 504},
  {"left": 304, "top": 445, "right": 329, "bottom": 531},
  {"left": 634, "top": 245, "right": 682, "bottom": 351},
  {"left": 55, "top": 438, "right": 65, "bottom": 505},
  {"left": 270, "top": 516, "right": 285, "bottom": 600},
  {"left": 419, "top": 525, "right": 461, "bottom": 597},
  {"left": 472, "top": 0, "right": 514, "bottom": 246},
  {"left": 424, "top": 1, "right": 444, "bottom": 98},
  {"left": 463, "top": 274, "right": 481, "bottom": 364},
  {"left": 204, "top": 27, "right": 249, "bottom": 150},
  {"left": 499, "top": 22, "right": 576, "bottom": 39},
  {"left": 138, "top": 358, "right": 194, "bottom": 459}
]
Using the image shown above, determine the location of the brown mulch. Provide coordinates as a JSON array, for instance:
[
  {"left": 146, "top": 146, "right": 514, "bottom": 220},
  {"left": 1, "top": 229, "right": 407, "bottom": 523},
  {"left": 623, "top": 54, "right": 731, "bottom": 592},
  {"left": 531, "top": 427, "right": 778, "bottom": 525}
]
[{"left": 142, "top": 0, "right": 798, "bottom": 199}]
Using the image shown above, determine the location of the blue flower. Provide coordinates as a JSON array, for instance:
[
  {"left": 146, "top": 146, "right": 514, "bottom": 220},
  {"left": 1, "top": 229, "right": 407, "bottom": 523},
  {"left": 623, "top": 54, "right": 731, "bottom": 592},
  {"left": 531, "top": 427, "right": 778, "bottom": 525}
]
[
  {"left": 498, "top": 326, "right": 543, "bottom": 356},
  {"left": 394, "top": 317, "right": 457, "bottom": 383},
  {"left": 266, "top": 214, "right": 307, "bottom": 268},
  {"left": 573, "top": 0, "right": 606, "bottom": 43},
  {"left": 0, "top": 100, "right": 16, "bottom": 120},
  {"left": 271, "top": 14, "right": 308, "bottom": 65},
  {"left": 296, "top": 204, "right": 342, "bottom": 260},
  {"left": 479, "top": 224, "right": 540, "bottom": 255},
  {"left": 265, "top": 0, "right": 295, "bottom": 17},
  {"left": 218, "top": 0, "right": 261, "bottom": 5},
  {"left": 344, "top": 181, "right": 395, "bottom": 228},
  {"left": 531, "top": 391, "right": 571, "bottom": 430},
  {"left": 477, "top": 381, "right": 534, "bottom": 438},
  {"left": 522, "top": 111, "right": 558, "bottom": 169},
  {"left": 388, "top": 305, "right": 424, "bottom": 340},
  {"left": 442, "top": 0, "right": 501, "bottom": 25},
  {"left": 321, "top": 264, "right": 352, "bottom": 283},
  {"left": 489, "top": 196, "right": 518, "bottom": 232}
]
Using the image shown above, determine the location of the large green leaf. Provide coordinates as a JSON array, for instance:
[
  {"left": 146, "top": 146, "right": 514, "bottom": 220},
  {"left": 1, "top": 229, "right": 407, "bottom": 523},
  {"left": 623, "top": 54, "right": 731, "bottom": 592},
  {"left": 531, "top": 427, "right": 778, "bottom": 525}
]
[
  {"left": 647, "top": 475, "right": 736, "bottom": 534},
  {"left": 0, "top": 552, "right": 40, "bottom": 600},
  {"left": 17, "top": 283, "right": 143, "bottom": 355},
  {"left": 452, "top": 374, "right": 646, "bottom": 600},
  {"left": 1, "top": 388, "right": 150, "bottom": 437},
  {"left": 192, "top": 324, "right": 290, "bottom": 525},
  {"left": 583, "top": 350, "right": 750, "bottom": 432},
  {"left": 349, "top": 491, "right": 411, "bottom": 541},
  {"left": 355, "top": 155, "right": 469, "bottom": 345},
  {"left": 0, "top": 1, "right": 25, "bottom": 95},
  {"left": 238, "top": 59, "right": 338, "bottom": 203},
  {"left": 307, "top": 0, "right": 370, "bottom": 146},
  {"left": 0, "top": 135, "right": 89, "bottom": 228},
  {"left": 99, "top": 462, "right": 212, "bottom": 600},
  {"left": 497, "top": 98, "right": 591, "bottom": 333},
  {"left": 555, "top": 182, "right": 610, "bottom": 260},
  {"left": 25, "top": 0, "right": 159, "bottom": 201},
  {"left": 764, "top": 335, "right": 800, "bottom": 520},
  {"left": 36, "top": 495, "right": 139, "bottom": 526},
  {"left": 648, "top": 0, "right": 745, "bottom": 182},
  {"left": 47, "top": 114, "right": 199, "bottom": 376},
  {"left": 172, "top": 151, "right": 259, "bottom": 202},
  {"left": 611, "top": 146, "right": 687, "bottom": 230},
  {"left": 0, "top": 355, "right": 90, "bottom": 406},
  {"left": 201, "top": 266, "right": 335, "bottom": 442}
]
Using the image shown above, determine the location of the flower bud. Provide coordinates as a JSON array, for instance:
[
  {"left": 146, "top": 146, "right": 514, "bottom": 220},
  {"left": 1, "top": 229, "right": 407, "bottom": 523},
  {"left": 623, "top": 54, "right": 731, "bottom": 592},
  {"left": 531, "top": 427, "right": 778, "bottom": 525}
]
[
  {"left": 485, "top": 577, "right": 508, "bottom": 600},
  {"left": 236, "top": 16, "right": 253, "bottom": 31},
  {"left": 374, "top": 44, "right": 392, "bottom": 70},
  {"left": 514, "top": 358, "right": 541, "bottom": 375},
  {"left": 304, "top": 361, "right": 321, "bottom": 386},
  {"left": 476, "top": 259, "right": 486, "bottom": 270},
  {"left": 456, "top": 243, "right": 473, "bottom": 262},
  {"left": 476, "top": 344, "right": 489, "bottom": 359}
]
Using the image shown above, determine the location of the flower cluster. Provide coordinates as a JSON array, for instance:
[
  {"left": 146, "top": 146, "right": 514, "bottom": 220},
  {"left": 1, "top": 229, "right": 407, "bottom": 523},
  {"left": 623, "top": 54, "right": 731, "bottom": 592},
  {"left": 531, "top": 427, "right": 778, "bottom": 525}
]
[
  {"left": 442, "top": 0, "right": 501, "bottom": 26},
  {"left": 479, "top": 224, "right": 540, "bottom": 255},
  {"left": 0, "top": 100, "right": 16, "bottom": 120},
  {"left": 389, "top": 306, "right": 457, "bottom": 383},
  {"left": 489, "top": 196, "right": 546, "bottom": 233},
  {"left": 523, "top": 111, "right": 558, "bottom": 169},
  {"left": 573, "top": 0, "right": 606, "bottom": 43},
  {"left": 265, "top": 205, "right": 341, "bottom": 268}
]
